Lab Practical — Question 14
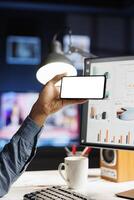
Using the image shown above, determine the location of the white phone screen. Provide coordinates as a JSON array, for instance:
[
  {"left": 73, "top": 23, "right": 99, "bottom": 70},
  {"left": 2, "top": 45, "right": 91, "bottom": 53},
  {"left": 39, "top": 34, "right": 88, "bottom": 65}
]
[{"left": 60, "top": 76, "right": 106, "bottom": 99}]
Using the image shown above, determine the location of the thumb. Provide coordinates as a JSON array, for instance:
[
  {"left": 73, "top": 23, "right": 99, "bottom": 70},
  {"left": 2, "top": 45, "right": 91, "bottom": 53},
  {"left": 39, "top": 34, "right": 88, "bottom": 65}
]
[{"left": 50, "top": 73, "right": 67, "bottom": 85}]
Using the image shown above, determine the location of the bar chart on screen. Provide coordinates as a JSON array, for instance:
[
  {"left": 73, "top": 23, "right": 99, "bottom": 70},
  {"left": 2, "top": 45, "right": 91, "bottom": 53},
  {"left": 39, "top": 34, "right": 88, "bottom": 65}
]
[{"left": 97, "top": 129, "right": 132, "bottom": 145}]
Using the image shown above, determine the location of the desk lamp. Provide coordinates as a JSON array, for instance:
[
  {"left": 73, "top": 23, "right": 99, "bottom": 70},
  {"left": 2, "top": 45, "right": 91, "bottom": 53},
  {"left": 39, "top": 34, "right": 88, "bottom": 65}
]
[
  {"left": 36, "top": 33, "right": 77, "bottom": 86},
  {"left": 36, "top": 31, "right": 96, "bottom": 86}
]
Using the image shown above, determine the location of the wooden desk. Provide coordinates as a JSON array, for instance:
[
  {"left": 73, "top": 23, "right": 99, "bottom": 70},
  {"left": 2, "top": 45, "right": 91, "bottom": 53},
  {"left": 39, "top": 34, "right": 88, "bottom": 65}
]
[{"left": 1, "top": 169, "right": 134, "bottom": 200}]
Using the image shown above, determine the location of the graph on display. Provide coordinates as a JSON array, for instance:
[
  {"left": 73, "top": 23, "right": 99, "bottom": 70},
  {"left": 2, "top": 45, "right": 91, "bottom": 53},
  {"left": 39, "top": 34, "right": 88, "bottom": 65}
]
[{"left": 97, "top": 129, "right": 132, "bottom": 145}]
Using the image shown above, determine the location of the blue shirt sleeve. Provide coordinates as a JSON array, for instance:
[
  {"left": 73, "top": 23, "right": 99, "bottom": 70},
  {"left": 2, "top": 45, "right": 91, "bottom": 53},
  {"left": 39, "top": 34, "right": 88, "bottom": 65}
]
[{"left": 0, "top": 116, "right": 42, "bottom": 197}]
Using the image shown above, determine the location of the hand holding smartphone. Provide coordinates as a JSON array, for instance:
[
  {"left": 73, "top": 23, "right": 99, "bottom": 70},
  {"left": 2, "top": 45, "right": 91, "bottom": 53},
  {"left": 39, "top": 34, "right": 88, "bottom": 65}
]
[{"left": 60, "top": 76, "right": 106, "bottom": 99}]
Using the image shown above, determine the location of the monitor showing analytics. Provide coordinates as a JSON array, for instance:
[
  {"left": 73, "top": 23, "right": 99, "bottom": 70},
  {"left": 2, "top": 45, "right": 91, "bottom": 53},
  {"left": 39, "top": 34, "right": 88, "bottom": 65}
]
[{"left": 81, "top": 56, "right": 134, "bottom": 150}]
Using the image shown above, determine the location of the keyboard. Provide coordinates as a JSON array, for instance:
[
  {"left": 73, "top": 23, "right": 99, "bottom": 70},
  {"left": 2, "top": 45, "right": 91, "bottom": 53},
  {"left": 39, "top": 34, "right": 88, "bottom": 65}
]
[{"left": 23, "top": 186, "right": 88, "bottom": 200}]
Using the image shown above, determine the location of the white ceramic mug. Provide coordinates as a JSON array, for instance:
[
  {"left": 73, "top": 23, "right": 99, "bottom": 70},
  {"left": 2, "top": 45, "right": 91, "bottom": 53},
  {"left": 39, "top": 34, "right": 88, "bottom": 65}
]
[{"left": 58, "top": 156, "right": 88, "bottom": 190}]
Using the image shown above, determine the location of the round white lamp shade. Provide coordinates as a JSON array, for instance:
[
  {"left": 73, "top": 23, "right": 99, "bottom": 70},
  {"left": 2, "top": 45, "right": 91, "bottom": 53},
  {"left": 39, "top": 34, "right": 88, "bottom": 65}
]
[
  {"left": 36, "top": 62, "right": 77, "bottom": 86},
  {"left": 36, "top": 50, "right": 77, "bottom": 86}
]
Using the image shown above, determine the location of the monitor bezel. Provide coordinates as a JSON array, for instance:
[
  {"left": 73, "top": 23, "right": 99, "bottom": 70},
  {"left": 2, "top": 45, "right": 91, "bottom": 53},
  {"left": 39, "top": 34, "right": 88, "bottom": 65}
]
[{"left": 80, "top": 56, "right": 134, "bottom": 150}]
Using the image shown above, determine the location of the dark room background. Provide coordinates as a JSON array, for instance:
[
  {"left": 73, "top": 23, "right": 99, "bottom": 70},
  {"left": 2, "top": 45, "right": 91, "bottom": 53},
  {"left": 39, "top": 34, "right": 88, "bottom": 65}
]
[{"left": 0, "top": 0, "right": 134, "bottom": 170}]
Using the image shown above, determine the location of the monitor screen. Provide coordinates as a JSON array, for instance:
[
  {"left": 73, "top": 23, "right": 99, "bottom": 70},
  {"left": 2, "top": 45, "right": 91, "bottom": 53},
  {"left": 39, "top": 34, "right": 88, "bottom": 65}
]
[
  {"left": 0, "top": 92, "right": 80, "bottom": 149},
  {"left": 81, "top": 56, "right": 134, "bottom": 150}
]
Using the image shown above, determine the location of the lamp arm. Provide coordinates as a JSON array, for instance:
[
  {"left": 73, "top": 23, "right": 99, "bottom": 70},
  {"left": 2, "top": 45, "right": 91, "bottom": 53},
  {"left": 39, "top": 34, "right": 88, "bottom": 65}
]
[{"left": 68, "top": 46, "right": 97, "bottom": 58}]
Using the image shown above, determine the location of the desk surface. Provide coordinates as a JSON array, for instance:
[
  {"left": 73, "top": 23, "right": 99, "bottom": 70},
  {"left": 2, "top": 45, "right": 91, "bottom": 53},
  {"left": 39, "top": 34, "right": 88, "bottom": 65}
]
[{"left": 1, "top": 169, "right": 134, "bottom": 200}]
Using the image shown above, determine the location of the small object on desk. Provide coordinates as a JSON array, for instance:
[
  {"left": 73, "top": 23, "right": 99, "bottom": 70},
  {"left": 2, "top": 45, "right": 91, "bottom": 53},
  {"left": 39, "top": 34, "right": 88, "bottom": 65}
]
[
  {"left": 23, "top": 186, "right": 88, "bottom": 200},
  {"left": 116, "top": 189, "right": 134, "bottom": 199},
  {"left": 81, "top": 147, "right": 92, "bottom": 157},
  {"left": 72, "top": 144, "right": 77, "bottom": 155},
  {"left": 65, "top": 147, "right": 71, "bottom": 154}
]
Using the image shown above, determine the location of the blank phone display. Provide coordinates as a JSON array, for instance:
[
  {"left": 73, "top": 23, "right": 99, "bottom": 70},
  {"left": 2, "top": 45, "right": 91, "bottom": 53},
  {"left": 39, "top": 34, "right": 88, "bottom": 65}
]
[{"left": 60, "top": 76, "right": 106, "bottom": 99}]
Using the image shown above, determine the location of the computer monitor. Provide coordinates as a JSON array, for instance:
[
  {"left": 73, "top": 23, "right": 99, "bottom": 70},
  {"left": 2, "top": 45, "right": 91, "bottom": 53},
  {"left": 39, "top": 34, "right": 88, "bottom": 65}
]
[
  {"left": 81, "top": 56, "right": 134, "bottom": 199},
  {"left": 0, "top": 91, "right": 80, "bottom": 149},
  {"left": 81, "top": 56, "right": 134, "bottom": 150}
]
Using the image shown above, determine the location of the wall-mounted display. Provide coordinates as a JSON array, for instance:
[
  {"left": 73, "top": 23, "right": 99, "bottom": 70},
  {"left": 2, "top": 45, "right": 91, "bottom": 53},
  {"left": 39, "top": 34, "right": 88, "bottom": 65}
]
[
  {"left": 63, "top": 35, "right": 90, "bottom": 70},
  {"left": 0, "top": 92, "right": 80, "bottom": 149},
  {"left": 6, "top": 36, "right": 41, "bottom": 65}
]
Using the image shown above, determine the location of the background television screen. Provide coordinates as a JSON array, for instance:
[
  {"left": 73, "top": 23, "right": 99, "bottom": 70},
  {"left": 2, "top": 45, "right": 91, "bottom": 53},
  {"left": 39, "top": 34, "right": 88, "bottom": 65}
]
[
  {"left": 63, "top": 35, "right": 90, "bottom": 70},
  {"left": 81, "top": 56, "right": 134, "bottom": 150},
  {"left": 0, "top": 92, "right": 80, "bottom": 149}
]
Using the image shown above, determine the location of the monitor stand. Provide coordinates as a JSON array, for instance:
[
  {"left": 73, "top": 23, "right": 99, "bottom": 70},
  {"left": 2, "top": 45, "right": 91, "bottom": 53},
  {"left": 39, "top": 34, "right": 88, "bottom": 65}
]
[{"left": 116, "top": 189, "right": 134, "bottom": 199}]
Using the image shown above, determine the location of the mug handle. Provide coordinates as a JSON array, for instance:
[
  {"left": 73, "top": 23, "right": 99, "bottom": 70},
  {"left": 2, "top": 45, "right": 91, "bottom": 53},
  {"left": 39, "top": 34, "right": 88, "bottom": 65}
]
[{"left": 58, "top": 163, "right": 67, "bottom": 182}]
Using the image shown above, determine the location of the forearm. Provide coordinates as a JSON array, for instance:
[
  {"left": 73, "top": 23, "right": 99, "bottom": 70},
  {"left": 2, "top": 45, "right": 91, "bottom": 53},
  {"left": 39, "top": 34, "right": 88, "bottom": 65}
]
[
  {"left": 29, "top": 101, "right": 48, "bottom": 127},
  {"left": 0, "top": 117, "right": 42, "bottom": 197}
]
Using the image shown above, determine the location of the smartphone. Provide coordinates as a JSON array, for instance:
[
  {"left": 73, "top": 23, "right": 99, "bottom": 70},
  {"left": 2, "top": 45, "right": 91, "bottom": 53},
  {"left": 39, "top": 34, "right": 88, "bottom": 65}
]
[{"left": 60, "top": 75, "right": 106, "bottom": 99}]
